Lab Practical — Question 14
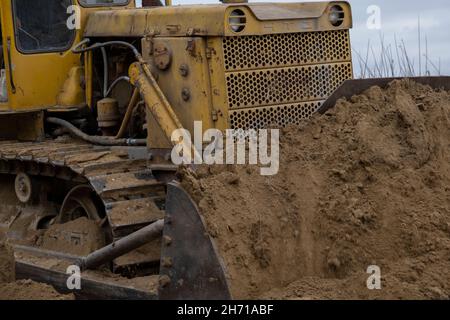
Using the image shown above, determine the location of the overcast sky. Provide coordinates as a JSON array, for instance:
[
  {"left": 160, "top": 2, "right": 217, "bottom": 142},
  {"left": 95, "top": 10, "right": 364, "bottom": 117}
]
[{"left": 136, "top": 0, "right": 450, "bottom": 76}]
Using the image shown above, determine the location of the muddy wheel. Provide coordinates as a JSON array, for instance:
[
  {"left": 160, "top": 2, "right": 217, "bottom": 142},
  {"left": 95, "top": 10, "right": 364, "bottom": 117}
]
[
  {"left": 58, "top": 185, "right": 102, "bottom": 223},
  {"left": 14, "top": 173, "right": 35, "bottom": 203}
]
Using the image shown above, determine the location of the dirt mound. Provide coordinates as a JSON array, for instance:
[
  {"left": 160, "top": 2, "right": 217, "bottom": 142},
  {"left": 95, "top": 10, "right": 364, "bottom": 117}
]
[
  {"left": 0, "top": 280, "right": 74, "bottom": 300},
  {"left": 39, "top": 217, "right": 105, "bottom": 256},
  {"left": 179, "top": 79, "right": 450, "bottom": 299},
  {"left": 0, "top": 238, "right": 74, "bottom": 300},
  {"left": 261, "top": 256, "right": 450, "bottom": 300},
  {"left": 0, "top": 240, "right": 15, "bottom": 284}
]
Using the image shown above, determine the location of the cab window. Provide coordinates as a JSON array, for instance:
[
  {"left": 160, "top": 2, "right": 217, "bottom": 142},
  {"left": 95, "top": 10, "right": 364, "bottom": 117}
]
[
  {"left": 13, "top": 0, "right": 74, "bottom": 53},
  {"left": 79, "top": 0, "right": 129, "bottom": 6}
]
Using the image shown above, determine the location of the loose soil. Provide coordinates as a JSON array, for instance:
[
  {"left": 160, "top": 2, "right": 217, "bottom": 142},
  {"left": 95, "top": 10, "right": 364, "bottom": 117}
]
[
  {"left": 0, "top": 280, "right": 74, "bottom": 300},
  {"left": 39, "top": 217, "right": 105, "bottom": 256},
  {"left": 1, "top": 79, "right": 449, "bottom": 300},
  {"left": 179, "top": 79, "right": 450, "bottom": 299},
  {"left": 0, "top": 240, "right": 14, "bottom": 284},
  {"left": 0, "top": 239, "right": 74, "bottom": 300}
]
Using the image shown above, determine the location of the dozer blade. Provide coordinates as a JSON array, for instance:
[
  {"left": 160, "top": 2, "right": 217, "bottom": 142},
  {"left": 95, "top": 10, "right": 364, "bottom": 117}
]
[
  {"left": 318, "top": 76, "right": 450, "bottom": 114},
  {"left": 14, "top": 245, "right": 159, "bottom": 300},
  {"left": 159, "top": 182, "right": 232, "bottom": 300},
  {"left": 13, "top": 181, "right": 231, "bottom": 300}
]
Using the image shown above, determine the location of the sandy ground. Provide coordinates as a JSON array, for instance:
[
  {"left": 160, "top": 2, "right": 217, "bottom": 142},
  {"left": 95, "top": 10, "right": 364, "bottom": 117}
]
[
  {"left": 0, "top": 241, "right": 15, "bottom": 284},
  {"left": 39, "top": 217, "right": 105, "bottom": 256},
  {"left": 0, "top": 280, "right": 73, "bottom": 300},
  {"left": 180, "top": 79, "right": 450, "bottom": 299},
  {"left": 0, "top": 240, "right": 74, "bottom": 300}
]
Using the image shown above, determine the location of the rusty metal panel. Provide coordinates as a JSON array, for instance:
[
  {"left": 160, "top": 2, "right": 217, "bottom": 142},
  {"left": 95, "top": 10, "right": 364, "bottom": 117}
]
[
  {"left": 84, "top": 2, "right": 352, "bottom": 38},
  {"left": 142, "top": 36, "right": 216, "bottom": 148},
  {"left": 84, "top": 6, "right": 227, "bottom": 37}
]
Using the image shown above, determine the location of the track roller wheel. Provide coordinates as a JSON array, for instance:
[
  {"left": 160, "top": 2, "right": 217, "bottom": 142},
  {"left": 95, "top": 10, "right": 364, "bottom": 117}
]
[
  {"left": 58, "top": 185, "right": 102, "bottom": 223},
  {"left": 14, "top": 172, "right": 36, "bottom": 203}
]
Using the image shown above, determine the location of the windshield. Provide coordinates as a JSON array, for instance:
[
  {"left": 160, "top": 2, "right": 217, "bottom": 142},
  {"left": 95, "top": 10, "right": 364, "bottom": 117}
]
[
  {"left": 13, "top": 0, "right": 74, "bottom": 53},
  {"left": 79, "top": 0, "right": 129, "bottom": 6}
]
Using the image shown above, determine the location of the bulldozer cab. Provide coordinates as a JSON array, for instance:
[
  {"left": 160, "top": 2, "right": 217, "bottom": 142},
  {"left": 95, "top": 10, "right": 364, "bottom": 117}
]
[
  {"left": 14, "top": 0, "right": 73, "bottom": 52},
  {"left": 0, "top": 0, "right": 134, "bottom": 112},
  {"left": 0, "top": 0, "right": 76, "bottom": 111}
]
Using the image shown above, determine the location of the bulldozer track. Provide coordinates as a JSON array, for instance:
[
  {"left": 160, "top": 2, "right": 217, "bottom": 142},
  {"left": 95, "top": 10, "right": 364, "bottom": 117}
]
[
  {"left": 0, "top": 139, "right": 177, "bottom": 272},
  {"left": 0, "top": 140, "right": 232, "bottom": 299}
]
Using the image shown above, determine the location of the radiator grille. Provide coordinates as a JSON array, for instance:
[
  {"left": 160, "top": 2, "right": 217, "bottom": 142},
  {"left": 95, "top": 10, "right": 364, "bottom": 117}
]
[
  {"left": 229, "top": 101, "right": 323, "bottom": 130},
  {"left": 222, "top": 30, "right": 353, "bottom": 130},
  {"left": 223, "top": 30, "right": 351, "bottom": 71},
  {"left": 226, "top": 62, "right": 352, "bottom": 109}
]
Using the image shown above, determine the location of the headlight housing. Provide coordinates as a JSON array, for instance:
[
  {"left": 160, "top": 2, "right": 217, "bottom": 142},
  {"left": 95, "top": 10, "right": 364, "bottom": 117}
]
[
  {"left": 229, "top": 9, "right": 247, "bottom": 33},
  {"left": 329, "top": 5, "right": 345, "bottom": 27}
]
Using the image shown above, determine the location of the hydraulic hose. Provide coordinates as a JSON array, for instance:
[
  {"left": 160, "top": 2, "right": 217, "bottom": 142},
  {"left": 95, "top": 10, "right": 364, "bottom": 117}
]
[
  {"left": 72, "top": 39, "right": 141, "bottom": 61},
  {"left": 101, "top": 47, "right": 108, "bottom": 98},
  {"left": 72, "top": 39, "right": 144, "bottom": 139},
  {"left": 105, "top": 76, "right": 131, "bottom": 98},
  {"left": 46, "top": 117, "right": 146, "bottom": 146},
  {"left": 115, "top": 87, "right": 140, "bottom": 139}
]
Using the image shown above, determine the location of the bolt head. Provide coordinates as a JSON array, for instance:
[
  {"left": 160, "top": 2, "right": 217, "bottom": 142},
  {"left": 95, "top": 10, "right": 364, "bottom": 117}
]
[
  {"left": 181, "top": 88, "right": 191, "bottom": 101},
  {"left": 179, "top": 64, "right": 189, "bottom": 77}
]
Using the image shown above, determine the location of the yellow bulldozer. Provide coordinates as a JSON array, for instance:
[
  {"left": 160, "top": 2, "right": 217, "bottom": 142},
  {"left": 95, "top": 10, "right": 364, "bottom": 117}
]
[{"left": 0, "top": 0, "right": 448, "bottom": 299}]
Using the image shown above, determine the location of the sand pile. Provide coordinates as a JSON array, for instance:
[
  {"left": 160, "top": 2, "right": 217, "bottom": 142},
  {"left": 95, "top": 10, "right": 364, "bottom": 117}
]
[
  {"left": 39, "top": 217, "right": 105, "bottom": 256},
  {"left": 0, "top": 280, "right": 74, "bottom": 300},
  {"left": 0, "top": 241, "right": 15, "bottom": 284},
  {"left": 179, "top": 79, "right": 450, "bottom": 299},
  {"left": 0, "top": 239, "right": 74, "bottom": 300}
]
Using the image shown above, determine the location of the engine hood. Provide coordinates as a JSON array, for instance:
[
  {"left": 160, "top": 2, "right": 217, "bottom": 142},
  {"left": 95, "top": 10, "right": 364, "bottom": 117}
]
[{"left": 84, "top": 2, "right": 352, "bottom": 38}]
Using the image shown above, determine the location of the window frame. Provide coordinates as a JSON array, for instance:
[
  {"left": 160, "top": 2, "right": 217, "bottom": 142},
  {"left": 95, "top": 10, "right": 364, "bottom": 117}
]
[
  {"left": 77, "top": 0, "right": 130, "bottom": 8},
  {"left": 12, "top": 0, "right": 77, "bottom": 55}
]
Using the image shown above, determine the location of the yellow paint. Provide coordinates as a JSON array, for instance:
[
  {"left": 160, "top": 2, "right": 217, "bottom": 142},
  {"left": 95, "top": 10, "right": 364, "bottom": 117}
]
[
  {"left": 130, "top": 1, "right": 353, "bottom": 145},
  {"left": 0, "top": 0, "right": 135, "bottom": 112},
  {"left": 85, "top": 2, "right": 352, "bottom": 38},
  {"left": 0, "top": 0, "right": 353, "bottom": 146},
  {"left": 129, "top": 61, "right": 183, "bottom": 148},
  {"left": 56, "top": 66, "right": 85, "bottom": 107},
  {"left": 141, "top": 36, "right": 217, "bottom": 148}
]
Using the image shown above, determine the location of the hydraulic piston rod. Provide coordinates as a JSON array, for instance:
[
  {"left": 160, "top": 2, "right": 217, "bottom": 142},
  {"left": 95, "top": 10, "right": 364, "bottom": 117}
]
[{"left": 79, "top": 219, "right": 164, "bottom": 270}]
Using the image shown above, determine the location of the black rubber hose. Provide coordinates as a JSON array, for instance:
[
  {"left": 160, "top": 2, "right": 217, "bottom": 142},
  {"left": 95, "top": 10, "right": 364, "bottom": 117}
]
[
  {"left": 46, "top": 117, "right": 146, "bottom": 146},
  {"left": 72, "top": 39, "right": 141, "bottom": 60}
]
